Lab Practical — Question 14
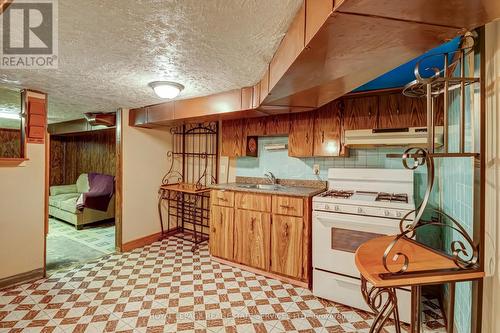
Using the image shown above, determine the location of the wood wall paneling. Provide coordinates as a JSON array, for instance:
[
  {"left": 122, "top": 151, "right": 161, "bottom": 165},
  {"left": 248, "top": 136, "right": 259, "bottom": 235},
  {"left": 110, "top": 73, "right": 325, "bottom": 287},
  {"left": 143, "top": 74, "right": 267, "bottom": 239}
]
[
  {"left": 49, "top": 129, "right": 116, "bottom": 186},
  {"left": 288, "top": 112, "right": 314, "bottom": 157},
  {"left": 0, "top": 129, "right": 21, "bottom": 158}
]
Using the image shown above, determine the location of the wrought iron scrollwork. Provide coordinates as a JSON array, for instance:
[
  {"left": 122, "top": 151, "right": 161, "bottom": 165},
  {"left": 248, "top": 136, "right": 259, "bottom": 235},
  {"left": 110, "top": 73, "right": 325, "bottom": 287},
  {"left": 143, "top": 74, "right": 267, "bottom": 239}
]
[
  {"left": 381, "top": 146, "right": 480, "bottom": 275},
  {"left": 361, "top": 277, "right": 401, "bottom": 333},
  {"left": 403, "top": 34, "right": 478, "bottom": 98}
]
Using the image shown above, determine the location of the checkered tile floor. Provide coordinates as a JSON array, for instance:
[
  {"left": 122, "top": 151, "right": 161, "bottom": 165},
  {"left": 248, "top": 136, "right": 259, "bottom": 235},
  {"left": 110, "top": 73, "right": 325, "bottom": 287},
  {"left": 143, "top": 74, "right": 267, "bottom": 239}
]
[
  {"left": 48, "top": 218, "right": 115, "bottom": 254},
  {"left": 0, "top": 237, "right": 446, "bottom": 332}
]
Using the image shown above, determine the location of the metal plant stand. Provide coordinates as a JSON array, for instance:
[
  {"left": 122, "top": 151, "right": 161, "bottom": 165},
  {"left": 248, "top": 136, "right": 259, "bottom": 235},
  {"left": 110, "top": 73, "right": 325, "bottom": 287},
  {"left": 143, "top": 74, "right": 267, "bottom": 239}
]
[{"left": 158, "top": 122, "right": 218, "bottom": 252}]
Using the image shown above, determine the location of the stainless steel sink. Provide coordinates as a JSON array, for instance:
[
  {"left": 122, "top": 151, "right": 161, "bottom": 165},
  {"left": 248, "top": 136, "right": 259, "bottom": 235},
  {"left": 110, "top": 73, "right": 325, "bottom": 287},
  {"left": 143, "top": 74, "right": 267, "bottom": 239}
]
[{"left": 236, "top": 184, "right": 285, "bottom": 191}]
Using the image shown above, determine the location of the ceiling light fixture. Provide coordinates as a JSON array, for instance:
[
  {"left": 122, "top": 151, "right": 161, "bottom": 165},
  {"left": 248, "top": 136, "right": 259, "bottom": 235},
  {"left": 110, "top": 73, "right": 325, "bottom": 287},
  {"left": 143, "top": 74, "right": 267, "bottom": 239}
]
[
  {"left": 0, "top": 111, "right": 20, "bottom": 120},
  {"left": 149, "top": 81, "right": 184, "bottom": 99}
]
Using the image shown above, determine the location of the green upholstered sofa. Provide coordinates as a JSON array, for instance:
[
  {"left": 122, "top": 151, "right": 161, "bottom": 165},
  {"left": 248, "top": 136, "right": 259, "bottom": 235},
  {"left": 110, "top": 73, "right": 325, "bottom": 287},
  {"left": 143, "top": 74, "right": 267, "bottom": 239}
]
[{"left": 48, "top": 174, "right": 115, "bottom": 229}]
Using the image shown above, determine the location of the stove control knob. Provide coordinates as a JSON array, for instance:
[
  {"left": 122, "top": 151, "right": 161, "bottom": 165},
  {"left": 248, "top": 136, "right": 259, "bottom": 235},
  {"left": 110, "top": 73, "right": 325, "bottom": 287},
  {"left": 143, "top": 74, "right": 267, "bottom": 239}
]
[
  {"left": 357, "top": 207, "right": 364, "bottom": 214},
  {"left": 396, "top": 211, "right": 402, "bottom": 218},
  {"left": 384, "top": 210, "right": 390, "bottom": 217},
  {"left": 324, "top": 204, "right": 330, "bottom": 210},
  {"left": 334, "top": 205, "right": 340, "bottom": 212}
]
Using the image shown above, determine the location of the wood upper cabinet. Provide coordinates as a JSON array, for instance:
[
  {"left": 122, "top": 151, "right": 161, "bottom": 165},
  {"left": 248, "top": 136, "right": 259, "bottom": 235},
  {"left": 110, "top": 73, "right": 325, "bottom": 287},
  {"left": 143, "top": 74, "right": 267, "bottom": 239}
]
[
  {"left": 378, "top": 93, "right": 426, "bottom": 128},
  {"left": 221, "top": 119, "right": 244, "bottom": 157},
  {"left": 343, "top": 96, "right": 378, "bottom": 130},
  {"left": 271, "top": 214, "right": 304, "bottom": 279},
  {"left": 209, "top": 205, "right": 234, "bottom": 260},
  {"left": 289, "top": 112, "right": 314, "bottom": 157},
  {"left": 313, "top": 101, "right": 342, "bottom": 156},
  {"left": 269, "top": 3, "right": 306, "bottom": 91},
  {"left": 266, "top": 114, "right": 290, "bottom": 136},
  {"left": 234, "top": 209, "right": 271, "bottom": 270}
]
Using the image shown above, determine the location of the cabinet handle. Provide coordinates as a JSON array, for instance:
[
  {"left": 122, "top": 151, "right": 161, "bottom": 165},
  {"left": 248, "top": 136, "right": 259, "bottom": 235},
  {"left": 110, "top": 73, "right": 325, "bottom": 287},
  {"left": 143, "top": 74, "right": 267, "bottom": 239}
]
[
  {"left": 250, "top": 217, "right": 256, "bottom": 230},
  {"left": 218, "top": 197, "right": 228, "bottom": 202},
  {"left": 220, "top": 212, "right": 223, "bottom": 222},
  {"left": 321, "top": 131, "right": 325, "bottom": 143},
  {"left": 280, "top": 205, "right": 294, "bottom": 210}
]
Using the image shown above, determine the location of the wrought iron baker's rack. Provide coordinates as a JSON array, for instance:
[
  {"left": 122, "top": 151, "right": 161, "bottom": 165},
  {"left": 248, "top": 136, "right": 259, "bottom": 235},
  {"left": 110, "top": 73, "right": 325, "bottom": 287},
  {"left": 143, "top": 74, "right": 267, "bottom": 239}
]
[{"left": 158, "top": 122, "right": 219, "bottom": 251}]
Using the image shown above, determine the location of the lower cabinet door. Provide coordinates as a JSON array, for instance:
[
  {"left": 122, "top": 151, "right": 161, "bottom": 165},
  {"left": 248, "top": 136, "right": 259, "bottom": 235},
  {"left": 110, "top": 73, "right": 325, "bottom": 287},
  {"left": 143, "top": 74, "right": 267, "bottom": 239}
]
[
  {"left": 234, "top": 209, "right": 271, "bottom": 271},
  {"left": 271, "top": 214, "right": 303, "bottom": 279},
  {"left": 209, "top": 205, "right": 234, "bottom": 260}
]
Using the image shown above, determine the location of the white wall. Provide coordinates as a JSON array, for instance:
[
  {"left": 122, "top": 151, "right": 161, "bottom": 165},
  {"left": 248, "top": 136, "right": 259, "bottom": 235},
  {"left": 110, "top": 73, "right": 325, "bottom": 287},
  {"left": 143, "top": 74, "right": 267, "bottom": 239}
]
[
  {"left": 121, "top": 109, "right": 172, "bottom": 243},
  {"left": 482, "top": 20, "right": 500, "bottom": 333},
  {"left": 0, "top": 143, "right": 46, "bottom": 280}
]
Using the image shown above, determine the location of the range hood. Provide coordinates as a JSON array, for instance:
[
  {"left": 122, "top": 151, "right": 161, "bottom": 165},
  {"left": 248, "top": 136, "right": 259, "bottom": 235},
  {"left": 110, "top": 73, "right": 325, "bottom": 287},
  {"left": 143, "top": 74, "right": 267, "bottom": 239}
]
[{"left": 344, "top": 126, "right": 444, "bottom": 147}]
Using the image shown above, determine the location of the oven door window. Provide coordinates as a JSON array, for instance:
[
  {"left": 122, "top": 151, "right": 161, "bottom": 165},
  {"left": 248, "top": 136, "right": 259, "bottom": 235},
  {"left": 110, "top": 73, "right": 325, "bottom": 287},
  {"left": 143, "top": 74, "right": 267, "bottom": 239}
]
[{"left": 331, "top": 227, "right": 383, "bottom": 253}]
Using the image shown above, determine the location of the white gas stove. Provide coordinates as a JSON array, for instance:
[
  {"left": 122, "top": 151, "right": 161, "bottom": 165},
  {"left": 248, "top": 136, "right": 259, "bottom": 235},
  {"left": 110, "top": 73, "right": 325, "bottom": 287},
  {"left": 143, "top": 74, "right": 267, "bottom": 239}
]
[{"left": 312, "top": 168, "right": 415, "bottom": 323}]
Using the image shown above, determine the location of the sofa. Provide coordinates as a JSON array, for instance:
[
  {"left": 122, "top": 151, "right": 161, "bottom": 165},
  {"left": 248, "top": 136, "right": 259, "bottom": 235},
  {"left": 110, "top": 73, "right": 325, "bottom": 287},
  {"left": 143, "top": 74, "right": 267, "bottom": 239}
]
[{"left": 49, "top": 173, "right": 115, "bottom": 229}]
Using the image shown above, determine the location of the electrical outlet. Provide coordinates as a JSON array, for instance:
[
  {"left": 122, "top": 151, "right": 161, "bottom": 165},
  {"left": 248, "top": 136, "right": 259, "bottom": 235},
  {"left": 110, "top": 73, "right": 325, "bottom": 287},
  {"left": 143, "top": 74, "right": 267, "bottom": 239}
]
[{"left": 313, "top": 164, "right": 320, "bottom": 175}]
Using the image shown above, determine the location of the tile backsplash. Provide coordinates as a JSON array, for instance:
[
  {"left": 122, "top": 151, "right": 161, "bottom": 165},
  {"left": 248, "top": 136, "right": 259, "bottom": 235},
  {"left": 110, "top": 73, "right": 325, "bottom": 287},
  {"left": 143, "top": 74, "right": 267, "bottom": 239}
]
[{"left": 236, "top": 136, "right": 407, "bottom": 181}]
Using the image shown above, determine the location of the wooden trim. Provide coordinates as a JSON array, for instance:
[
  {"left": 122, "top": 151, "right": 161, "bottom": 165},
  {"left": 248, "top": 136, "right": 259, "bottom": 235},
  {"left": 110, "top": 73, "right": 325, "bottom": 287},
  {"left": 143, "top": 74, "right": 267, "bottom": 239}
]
[
  {"left": 115, "top": 109, "right": 123, "bottom": 252},
  {"left": 43, "top": 133, "right": 49, "bottom": 277},
  {"left": 0, "top": 158, "right": 29, "bottom": 166},
  {"left": 0, "top": 268, "right": 44, "bottom": 290},
  {"left": 211, "top": 256, "right": 308, "bottom": 288},
  {"left": 122, "top": 232, "right": 163, "bottom": 252}
]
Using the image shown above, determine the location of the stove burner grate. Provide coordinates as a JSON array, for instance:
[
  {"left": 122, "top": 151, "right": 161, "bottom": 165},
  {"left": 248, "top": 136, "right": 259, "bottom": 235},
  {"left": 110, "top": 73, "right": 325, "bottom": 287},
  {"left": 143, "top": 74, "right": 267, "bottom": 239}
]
[
  {"left": 376, "top": 192, "right": 408, "bottom": 203},
  {"left": 320, "top": 190, "right": 354, "bottom": 198}
]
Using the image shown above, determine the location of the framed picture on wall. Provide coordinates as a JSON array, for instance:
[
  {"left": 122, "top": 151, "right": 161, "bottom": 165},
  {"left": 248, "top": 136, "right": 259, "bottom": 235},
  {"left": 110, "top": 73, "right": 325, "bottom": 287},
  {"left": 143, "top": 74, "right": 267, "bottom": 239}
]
[{"left": 246, "top": 136, "right": 258, "bottom": 157}]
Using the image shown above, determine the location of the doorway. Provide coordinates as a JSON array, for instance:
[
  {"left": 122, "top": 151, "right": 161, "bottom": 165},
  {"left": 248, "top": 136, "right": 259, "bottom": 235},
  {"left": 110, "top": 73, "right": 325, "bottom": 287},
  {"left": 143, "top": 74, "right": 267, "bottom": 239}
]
[{"left": 45, "top": 127, "right": 118, "bottom": 275}]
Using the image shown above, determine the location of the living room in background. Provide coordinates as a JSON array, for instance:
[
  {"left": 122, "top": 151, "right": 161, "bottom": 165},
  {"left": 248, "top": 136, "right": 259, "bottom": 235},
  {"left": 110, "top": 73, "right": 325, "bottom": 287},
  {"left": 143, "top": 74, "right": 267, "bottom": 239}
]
[{"left": 46, "top": 122, "right": 117, "bottom": 275}]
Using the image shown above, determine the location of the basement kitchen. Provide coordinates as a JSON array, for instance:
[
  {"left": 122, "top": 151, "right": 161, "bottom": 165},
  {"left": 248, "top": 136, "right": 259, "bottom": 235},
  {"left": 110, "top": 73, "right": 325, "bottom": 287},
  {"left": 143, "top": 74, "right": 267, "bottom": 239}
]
[{"left": 1, "top": 1, "right": 499, "bottom": 333}]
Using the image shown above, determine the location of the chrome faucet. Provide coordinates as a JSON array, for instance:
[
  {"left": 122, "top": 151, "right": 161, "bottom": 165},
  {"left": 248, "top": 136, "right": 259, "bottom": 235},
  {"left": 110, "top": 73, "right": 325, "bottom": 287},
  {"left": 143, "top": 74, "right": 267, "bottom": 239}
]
[{"left": 264, "top": 171, "right": 277, "bottom": 185}]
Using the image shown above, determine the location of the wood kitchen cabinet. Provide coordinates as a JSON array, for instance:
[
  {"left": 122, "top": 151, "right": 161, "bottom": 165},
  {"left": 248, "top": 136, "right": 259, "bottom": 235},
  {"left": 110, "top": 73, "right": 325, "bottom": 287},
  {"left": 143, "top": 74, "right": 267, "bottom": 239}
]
[
  {"left": 313, "top": 101, "right": 343, "bottom": 156},
  {"left": 221, "top": 119, "right": 244, "bottom": 157},
  {"left": 209, "top": 189, "right": 312, "bottom": 287},
  {"left": 289, "top": 112, "right": 314, "bottom": 157},
  {"left": 209, "top": 205, "right": 234, "bottom": 260},
  {"left": 343, "top": 95, "right": 378, "bottom": 130},
  {"left": 234, "top": 209, "right": 271, "bottom": 271},
  {"left": 266, "top": 114, "right": 290, "bottom": 136},
  {"left": 242, "top": 117, "right": 267, "bottom": 155},
  {"left": 378, "top": 93, "right": 426, "bottom": 128},
  {"left": 271, "top": 214, "right": 304, "bottom": 279}
]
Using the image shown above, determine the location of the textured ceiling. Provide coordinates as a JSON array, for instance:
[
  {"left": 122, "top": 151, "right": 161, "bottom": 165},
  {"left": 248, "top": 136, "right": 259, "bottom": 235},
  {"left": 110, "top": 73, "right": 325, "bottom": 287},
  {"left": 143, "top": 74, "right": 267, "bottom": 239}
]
[{"left": 0, "top": 0, "right": 302, "bottom": 123}]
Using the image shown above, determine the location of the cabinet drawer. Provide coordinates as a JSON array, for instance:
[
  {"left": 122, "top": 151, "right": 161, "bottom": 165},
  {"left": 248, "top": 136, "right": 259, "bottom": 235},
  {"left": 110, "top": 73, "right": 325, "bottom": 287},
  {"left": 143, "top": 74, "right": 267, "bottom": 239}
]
[
  {"left": 272, "top": 195, "right": 303, "bottom": 217},
  {"left": 235, "top": 192, "right": 271, "bottom": 212},
  {"left": 211, "top": 190, "right": 234, "bottom": 207}
]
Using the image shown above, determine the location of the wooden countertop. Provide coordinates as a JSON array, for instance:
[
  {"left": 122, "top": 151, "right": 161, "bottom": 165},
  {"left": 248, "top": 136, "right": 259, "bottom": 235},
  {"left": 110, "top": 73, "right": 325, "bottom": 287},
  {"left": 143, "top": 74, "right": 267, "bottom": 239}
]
[
  {"left": 355, "top": 236, "right": 484, "bottom": 288},
  {"left": 159, "top": 183, "right": 211, "bottom": 194}
]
